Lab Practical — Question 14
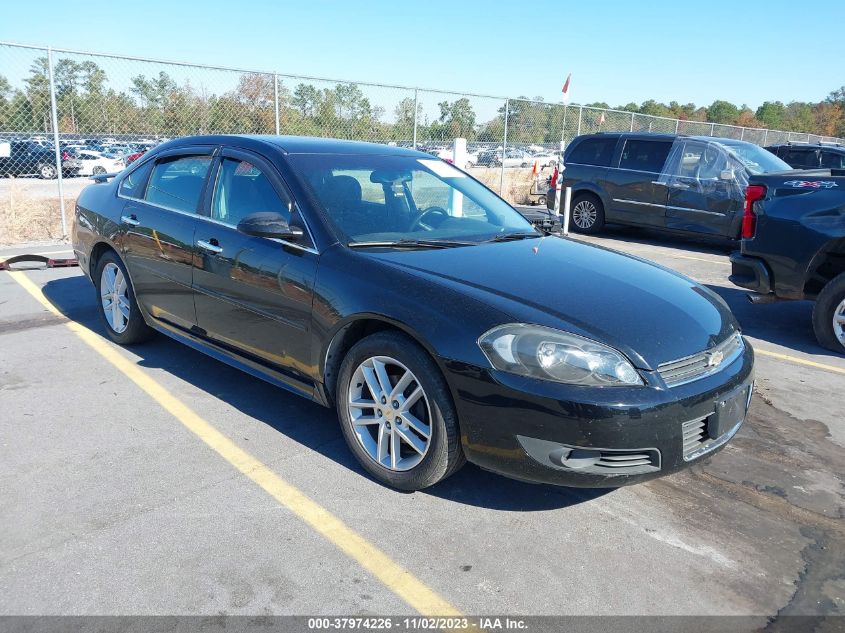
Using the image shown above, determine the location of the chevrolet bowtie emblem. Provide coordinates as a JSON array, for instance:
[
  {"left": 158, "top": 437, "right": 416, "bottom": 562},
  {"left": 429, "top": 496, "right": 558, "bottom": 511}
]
[{"left": 706, "top": 349, "right": 724, "bottom": 367}]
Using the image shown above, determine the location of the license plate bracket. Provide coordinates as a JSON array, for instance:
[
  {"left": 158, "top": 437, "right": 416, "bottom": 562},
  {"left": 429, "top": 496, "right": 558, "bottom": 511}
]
[{"left": 708, "top": 386, "right": 750, "bottom": 440}]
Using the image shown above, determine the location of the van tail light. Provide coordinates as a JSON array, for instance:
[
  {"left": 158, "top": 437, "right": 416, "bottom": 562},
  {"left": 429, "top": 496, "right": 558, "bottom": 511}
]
[
  {"left": 742, "top": 184, "right": 766, "bottom": 239},
  {"left": 61, "top": 150, "right": 70, "bottom": 161}
]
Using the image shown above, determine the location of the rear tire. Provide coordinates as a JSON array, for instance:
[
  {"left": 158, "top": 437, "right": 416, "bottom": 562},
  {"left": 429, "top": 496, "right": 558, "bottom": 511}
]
[
  {"left": 336, "top": 331, "right": 465, "bottom": 490},
  {"left": 92, "top": 166, "right": 106, "bottom": 175},
  {"left": 569, "top": 193, "right": 605, "bottom": 234},
  {"left": 94, "top": 250, "right": 153, "bottom": 345},
  {"left": 812, "top": 272, "right": 845, "bottom": 354}
]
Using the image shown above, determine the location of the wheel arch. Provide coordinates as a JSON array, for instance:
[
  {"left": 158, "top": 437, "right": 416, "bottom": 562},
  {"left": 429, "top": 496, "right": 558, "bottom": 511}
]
[
  {"left": 803, "top": 239, "right": 845, "bottom": 298},
  {"left": 319, "top": 314, "right": 443, "bottom": 408}
]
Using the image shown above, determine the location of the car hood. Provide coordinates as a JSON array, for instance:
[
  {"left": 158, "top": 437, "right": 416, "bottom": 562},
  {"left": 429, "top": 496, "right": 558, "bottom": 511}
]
[{"left": 367, "top": 237, "right": 737, "bottom": 370}]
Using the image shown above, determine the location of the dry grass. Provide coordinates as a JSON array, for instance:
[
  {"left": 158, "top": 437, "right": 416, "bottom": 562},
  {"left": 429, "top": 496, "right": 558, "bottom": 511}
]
[
  {"left": 0, "top": 167, "right": 546, "bottom": 245},
  {"left": 0, "top": 180, "right": 73, "bottom": 245},
  {"left": 470, "top": 167, "right": 547, "bottom": 205}
]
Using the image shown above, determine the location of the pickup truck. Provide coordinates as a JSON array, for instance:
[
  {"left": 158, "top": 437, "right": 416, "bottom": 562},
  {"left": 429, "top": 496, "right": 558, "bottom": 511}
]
[{"left": 729, "top": 170, "right": 845, "bottom": 353}]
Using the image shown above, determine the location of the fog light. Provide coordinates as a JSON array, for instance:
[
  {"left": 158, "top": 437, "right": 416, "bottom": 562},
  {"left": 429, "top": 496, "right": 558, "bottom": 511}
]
[{"left": 549, "top": 447, "right": 601, "bottom": 470}]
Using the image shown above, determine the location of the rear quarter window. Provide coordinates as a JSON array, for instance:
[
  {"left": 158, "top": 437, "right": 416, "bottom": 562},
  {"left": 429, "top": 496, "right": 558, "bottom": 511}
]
[{"left": 567, "top": 138, "right": 617, "bottom": 167}]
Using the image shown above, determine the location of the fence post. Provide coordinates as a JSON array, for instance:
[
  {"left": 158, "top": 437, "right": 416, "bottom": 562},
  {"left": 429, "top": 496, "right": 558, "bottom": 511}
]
[
  {"left": 576, "top": 106, "right": 582, "bottom": 136},
  {"left": 630, "top": 112, "right": 635, "bottom": 132},
  {"left": 412, "top": 88, "right": 418, "bottom": 149},
  {"left": 499, "top": 99, "right": 509, "bottom": 196},
  {"left": 46, "top": 46, "right": 67, "bottom": 239},
  {"left": 675, "top": 119, "right": 680, "bottom": 134},
  {"left": 273, "top": 73, "right": 280, "bottom": 135},
  {"left": 710, "top": 122, "right": 715, "bottom": 136},
  {"left": 763, "top": 129, "right": 768, "bottom": 145},
  {"left": 740, "top": 128, "right": 745, "bottom": 141}
]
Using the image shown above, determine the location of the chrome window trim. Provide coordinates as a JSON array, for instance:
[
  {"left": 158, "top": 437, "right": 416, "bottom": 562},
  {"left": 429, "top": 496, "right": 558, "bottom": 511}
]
[
  {"left": 194, "top": 211, "right": 319, "bottom": 255},
  {"left": 665, "top": 205, "right": 726, "bottom": 217}
]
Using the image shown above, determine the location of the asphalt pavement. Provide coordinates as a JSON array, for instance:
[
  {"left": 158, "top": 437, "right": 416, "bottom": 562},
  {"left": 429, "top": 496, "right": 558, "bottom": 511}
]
[{"left": 0, "top": 229, "right": 842, "bottom": 626}]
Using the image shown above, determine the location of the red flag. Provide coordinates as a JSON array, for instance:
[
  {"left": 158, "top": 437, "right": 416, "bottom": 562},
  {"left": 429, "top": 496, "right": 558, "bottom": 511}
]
[
  {"left": 561, "top": 74, "right": 571, "bottom": 104},
  {"left": 532, "top": 160, "right": 539, "bottom": 177}
]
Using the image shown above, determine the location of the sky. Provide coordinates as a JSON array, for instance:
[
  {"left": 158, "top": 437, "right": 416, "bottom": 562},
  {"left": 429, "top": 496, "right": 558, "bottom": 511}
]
[{"left": 3, "top": 0, "right": 844, "bottom": 111}]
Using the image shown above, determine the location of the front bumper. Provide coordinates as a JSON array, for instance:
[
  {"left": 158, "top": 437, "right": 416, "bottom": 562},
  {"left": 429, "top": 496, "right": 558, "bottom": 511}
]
[
  {"left": 443, "top": 341, "right": 754, "bottom": 487},
  {"left": 729, "top": 253, "right": 772, "bottom": 294}
]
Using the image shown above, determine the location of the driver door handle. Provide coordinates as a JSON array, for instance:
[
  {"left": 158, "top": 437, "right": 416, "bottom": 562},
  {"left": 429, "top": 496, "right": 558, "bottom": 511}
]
[
  {"left": 197, "top": 238, "right": 223, "bottom": 254},
  {"left": 120, "top": 214, "right": 140, "bottom": 226}
]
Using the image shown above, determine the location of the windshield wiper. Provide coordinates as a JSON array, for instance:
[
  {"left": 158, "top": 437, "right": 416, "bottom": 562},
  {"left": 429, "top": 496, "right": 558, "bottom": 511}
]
[
  {"left": 348, "top": 238, "right": 475, "bottom": 249},
  {"left": 483, "top": 232, "right": 541, "bottom": 243}
]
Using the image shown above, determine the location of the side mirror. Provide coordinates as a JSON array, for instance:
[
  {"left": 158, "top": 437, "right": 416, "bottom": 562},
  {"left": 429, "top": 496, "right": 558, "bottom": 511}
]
[
  {"left": 237, "top": 212, "right": 303, "bottom": 241},
  {"left": 719, "top": 169, "right": 735, "bottom": 181}
]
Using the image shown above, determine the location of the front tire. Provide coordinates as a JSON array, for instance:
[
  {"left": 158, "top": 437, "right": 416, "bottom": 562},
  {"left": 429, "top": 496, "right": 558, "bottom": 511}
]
[
  {"left": 94, "top": 251, "right": 153, "bottom": 345},
  {"left": 812, "top": 272, "right": 845, "bottom": 354},
  {"left": 336, "top": 331, "right": 465, "bottom": 490},
  {"left": 38, "top": 163, "right": 57, "bottom": 179},
  {"left": 569, "top": 193, "right": 605, "bottom": 234}
]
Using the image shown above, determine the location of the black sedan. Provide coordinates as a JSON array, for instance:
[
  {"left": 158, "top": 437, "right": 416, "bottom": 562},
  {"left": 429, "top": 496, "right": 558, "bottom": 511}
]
[{"left": 72, "top": 135, "right": 754, "bottom": 490}]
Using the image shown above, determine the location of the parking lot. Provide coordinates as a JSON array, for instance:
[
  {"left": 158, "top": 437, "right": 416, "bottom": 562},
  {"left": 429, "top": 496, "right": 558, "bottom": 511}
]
[{"left": 1, "top": 230, "right": 843, "bottom": 624}]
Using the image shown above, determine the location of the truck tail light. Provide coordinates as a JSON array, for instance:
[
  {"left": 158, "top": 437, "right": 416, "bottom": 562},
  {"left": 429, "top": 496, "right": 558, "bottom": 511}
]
[{"left": 742, "top": 184, "right": 766, "bottom": 239}]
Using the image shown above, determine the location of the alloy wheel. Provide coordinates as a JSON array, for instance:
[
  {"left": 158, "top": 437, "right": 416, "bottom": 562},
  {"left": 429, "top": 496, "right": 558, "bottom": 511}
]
[
  {"left": 40, "top": 164, "right": 56, "bottom": 179},
  {"left": 347, "top": 356, "right": 432, "bottom": 471},
  {"left": 572, "top": 200, "right": 597, "bottom": 229},
  {"left": 100, "top": 262, "right": 130, "bottom": 334},
  {"left": 833, "top": 297, "right": 845, "bottom": 348}
]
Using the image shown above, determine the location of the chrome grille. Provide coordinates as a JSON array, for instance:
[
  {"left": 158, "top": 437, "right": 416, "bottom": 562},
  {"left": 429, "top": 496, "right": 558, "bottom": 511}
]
[
  {"left": 682, "top": 417, "right": 708, "bottom": 457},
  {"left": 658, "top": 333, "right": 744, "bottom": 387},
  {"left": 594, "top": 450, "right": 660, "bottom": 473}
]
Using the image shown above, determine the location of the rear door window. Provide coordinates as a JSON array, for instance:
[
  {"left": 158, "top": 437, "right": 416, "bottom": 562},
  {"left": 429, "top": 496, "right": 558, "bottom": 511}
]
[
  {"left": 119, "top": 160, "right": 155, "bottom": 199},
  {"left": 820, "top": 152, "right": 845, "bottom": 169},
  {"left": 784, "top": 149, "right": 819, "bottom": 169},
  {"left": 567, "top": 137, "right": 617, "bottom": 166},
  {"left": 145, "top": 155, "right": 212, "bottom": 213},
  {"left": 619, "top": 140, "right": 672, "bottom": 173}
]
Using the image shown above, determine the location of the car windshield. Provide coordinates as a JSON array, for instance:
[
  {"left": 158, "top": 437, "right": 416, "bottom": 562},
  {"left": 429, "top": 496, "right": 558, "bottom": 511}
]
[
  {"left": 290, "top": 153, "right": 536, "bottom": 245},
  {"left": 717, "top": 141, "right": 791, "bottom": 174}
]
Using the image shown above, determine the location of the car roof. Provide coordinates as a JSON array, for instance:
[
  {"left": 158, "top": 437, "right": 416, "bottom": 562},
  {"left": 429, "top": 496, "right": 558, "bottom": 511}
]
[
  {"left": 765, "top": 142, "right": 845, "bottom": 152},
  {"left": 156, "top": 134, "right": 431, "bottom": 157}
]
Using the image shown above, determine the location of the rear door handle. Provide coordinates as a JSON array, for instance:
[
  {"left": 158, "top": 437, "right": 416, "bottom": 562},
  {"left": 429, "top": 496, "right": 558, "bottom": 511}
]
[
  {"left": 196, "top": 239, "right": 223, "bottom": 254},
  {"left": 120, "top": 214, "right": 140, "bottom": 226}
]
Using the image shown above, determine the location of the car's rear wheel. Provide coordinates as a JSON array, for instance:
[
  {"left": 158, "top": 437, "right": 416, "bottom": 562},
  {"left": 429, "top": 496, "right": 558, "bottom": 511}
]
[
  {"left": 336, "top": 331, "right": 464, "bottom": 490},
  {"left": 38, "top": 163, "right": 57, "bottom": 179},
  {"left": 812, "top": 272, "right": 845, "bottom": 354},
  {"left": 537, "top": 195, "right": 546, "bottom": 206},
  {"left": 570, "top": 193, "right": 605, "bottom": 234},
  {"left": 92, "top": 166, "right": 106, "bottom": 175},
  {"left": 94, "top": 251, "right": 153, "bottom": 345}
]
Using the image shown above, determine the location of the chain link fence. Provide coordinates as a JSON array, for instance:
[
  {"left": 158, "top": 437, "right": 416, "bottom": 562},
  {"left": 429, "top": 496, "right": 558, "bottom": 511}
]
[{"left": 1, "top": 40, "right": 843, "bottom": 243}]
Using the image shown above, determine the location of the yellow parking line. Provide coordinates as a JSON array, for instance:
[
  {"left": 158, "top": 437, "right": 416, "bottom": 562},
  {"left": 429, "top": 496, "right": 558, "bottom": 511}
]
[
  {"left": 9, "top": 271, "right": 461, "bottom": 617},
  {"left": 755, "top": 347, "right": 845, "bottom": 376}
]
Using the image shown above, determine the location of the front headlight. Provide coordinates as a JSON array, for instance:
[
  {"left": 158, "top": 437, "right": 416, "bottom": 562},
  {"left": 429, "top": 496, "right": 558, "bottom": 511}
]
[{"left": 478, "top": 324, "right": 643, "bottom": 386}]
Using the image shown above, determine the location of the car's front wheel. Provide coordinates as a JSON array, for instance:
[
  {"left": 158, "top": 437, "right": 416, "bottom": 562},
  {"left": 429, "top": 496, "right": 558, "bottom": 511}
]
[
  {"left": 94, "top": 251, "right": 153, "bottom": 345},
  {"left": 570, "top": 193, "right": 605, "bottom": 234},
  {"left": 812, "top": 272, "right": 845, "bottom": 354},
  {"left": 38, "top": 163, "right": 57, "bottom": 179},
  {"left": 336, "top": 331, "right": 465, "bottom": 490}
]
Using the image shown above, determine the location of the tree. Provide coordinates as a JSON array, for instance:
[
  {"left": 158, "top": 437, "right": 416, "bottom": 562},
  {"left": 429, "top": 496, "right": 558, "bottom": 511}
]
[
  {"left": 706, "top": 100, "right": 740, "bottom": 124},
  {"left": 429, "top": 98, "right": 476, "bottom": 140},
  {"left": 755, "top": 101, "right": 786, "bottom": 129},
  {"left": 639, "top": 100, "right": 672, "bottom": 117}
]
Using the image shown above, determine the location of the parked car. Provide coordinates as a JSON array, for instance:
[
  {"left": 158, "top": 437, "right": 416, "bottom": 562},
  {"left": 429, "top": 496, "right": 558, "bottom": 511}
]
[
  {"left": 64, "top": 150, "right": 126, "bottom": 176},
  {"left": 125, "top": 151, "right": 145, "bottom": 165},
  {"left": 547, "top": 132, "right": 794, "bottom": 237},
  {"left": 729, "top": 171, "right": 845, "bottom": 353},
  {"left": 73, "top": 135, "right": 753, "bottom": 491},
  {"left": 492, "top": 148, "right": 533, "bottom": 168},
  {"left": 0, "top": 140, "right": 76, "bottom": 179},
  {"left": 527, "top": 152, "right": 559, "bottom": 168},
  {"left": 765, "top": 143, "right": 845, "bottom": 170}
]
